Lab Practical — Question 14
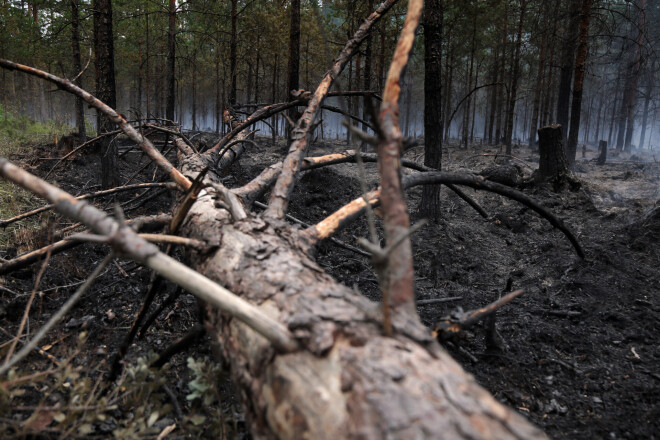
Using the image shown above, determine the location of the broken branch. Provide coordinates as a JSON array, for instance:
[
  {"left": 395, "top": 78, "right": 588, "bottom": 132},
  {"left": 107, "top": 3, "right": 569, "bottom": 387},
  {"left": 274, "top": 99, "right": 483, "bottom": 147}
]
[
  {"left": 0, "top": 158, "right": 298, "bottom": 352},
  {"left": 264, "top": 0, "right": 399, "bottom": 220},
  {"left": 0, "top": 58, "right": 192, "bottom": 190}
]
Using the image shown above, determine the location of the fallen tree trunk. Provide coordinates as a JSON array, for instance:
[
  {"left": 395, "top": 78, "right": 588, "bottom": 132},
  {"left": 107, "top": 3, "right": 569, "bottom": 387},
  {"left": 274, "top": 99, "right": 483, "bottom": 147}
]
[
  {"left": 0, "top": 0, "right": 550, "bottom": 435},
  {"left": 179, "top": 153, "right": 547, "bottom": 439}
]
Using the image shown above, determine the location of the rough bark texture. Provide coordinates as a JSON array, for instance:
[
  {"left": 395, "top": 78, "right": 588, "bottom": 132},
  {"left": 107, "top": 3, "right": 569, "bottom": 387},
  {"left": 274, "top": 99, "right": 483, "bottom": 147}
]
[
  {"left": 230, "top": 0, "right": 238, "bottom": 105},
  {"left": 177, "top": 152, "right": 547, "bottom": 440},
  {"left": 504, "top": 0, "right": 527, "bottom": 152},
  {"left": 71, "top": 0, "right": 86, "bottom": 143},
  {"left": 92, "top": 0, "right": 119, "bottom": 188},
  {"left": 286, "top": 0, "right": 300, "bottom": 139},
  {"left": 597, "top": 139, "right": 607, "bottom": 165},
  {"left": 555, "top": 0, "right": 581, "bottom": 145},
  {"left": 566, "top": 0, "right": 592, "bottom": 165},
  {"left": 165, "top": 0, "right": 176, "bottom": 121},
  {"left": 536, "top": 124, "right": 579, "bottom": 191},
  {"left": 420, "top": 0, "right": 443, "bottom": 221}
]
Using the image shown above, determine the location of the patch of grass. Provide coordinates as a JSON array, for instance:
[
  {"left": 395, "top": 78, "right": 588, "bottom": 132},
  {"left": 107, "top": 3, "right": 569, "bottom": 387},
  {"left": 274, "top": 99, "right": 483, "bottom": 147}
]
[
  {"left": 0, "top": 105, "right": 73, "bottom": 157},
  {"left": 0, "top": 105, "right": 74, "bottom": 250}
]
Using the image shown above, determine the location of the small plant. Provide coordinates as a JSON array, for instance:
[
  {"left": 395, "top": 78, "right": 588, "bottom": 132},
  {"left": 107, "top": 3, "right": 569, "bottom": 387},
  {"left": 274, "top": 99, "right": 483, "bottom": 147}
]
[{"left": 0, "top": 335, "right": 175, "bottom": 439}]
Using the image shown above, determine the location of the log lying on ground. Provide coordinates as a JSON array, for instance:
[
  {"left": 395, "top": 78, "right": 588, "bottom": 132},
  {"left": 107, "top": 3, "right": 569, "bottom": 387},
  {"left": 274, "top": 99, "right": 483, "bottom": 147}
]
[{"left": 179, "top": 156, "right": 547, "bottom": 440}]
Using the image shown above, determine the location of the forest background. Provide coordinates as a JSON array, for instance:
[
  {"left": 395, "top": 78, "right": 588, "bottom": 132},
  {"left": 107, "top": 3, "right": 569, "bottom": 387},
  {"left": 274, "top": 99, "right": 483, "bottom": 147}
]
[{"left": 1, "top": 0, "right": 658, "bottom": 153}]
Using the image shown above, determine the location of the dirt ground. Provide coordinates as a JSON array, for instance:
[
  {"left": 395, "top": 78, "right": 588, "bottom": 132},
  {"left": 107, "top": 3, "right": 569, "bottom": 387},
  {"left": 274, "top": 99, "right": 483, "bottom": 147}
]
[{"left": 1, "top": 134, "right": 658, "bottom": 439}]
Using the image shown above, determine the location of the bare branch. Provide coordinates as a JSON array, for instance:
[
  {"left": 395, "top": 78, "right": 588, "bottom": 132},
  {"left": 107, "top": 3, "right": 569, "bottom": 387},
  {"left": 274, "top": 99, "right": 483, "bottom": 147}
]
[
  {"left": 0, "top": 215, "right": 171, "bottom": 275},
  {"left": 264, "top": 0, "right": 399, "bottom": 220},
  {"left": 0, "top": 254, "right": 113, "bottom": 376},
  {"left": 0, "top": 159, "right": 298, "bottom": 352},
  {"left": 0, "top": 182, "right": 175, "bottom": 228},
  {"left": 375, "top": 0, "right": 423, "bottom": 312},
  {"left": 0, "top": 58, "right": 192, "bottom": 190}
]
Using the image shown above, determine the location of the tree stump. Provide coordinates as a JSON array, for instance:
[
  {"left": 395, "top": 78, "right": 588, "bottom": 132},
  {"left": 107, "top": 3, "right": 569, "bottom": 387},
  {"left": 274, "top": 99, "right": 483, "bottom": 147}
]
[
  {"left": 597, "top": 140, "right": 607, "bottom": 165},
  {"left": 535, "top": 124, "right": 580, "bottom": 191}
]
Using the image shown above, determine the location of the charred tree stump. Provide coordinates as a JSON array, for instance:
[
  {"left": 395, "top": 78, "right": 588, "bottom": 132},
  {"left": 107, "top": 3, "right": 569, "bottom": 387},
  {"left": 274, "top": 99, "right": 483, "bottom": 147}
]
[
  {"left": 597, "top": 140, "right": 607, "bottom": 165},
  {"left": 535, "top": 124, "right": 580, "bottom": 191}
]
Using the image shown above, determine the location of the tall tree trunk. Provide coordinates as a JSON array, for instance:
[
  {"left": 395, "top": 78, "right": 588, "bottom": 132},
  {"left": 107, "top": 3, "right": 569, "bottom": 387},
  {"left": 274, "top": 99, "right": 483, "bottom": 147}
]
[
  {"left": 287, "top": 0, "right": 301, "bottom": 140},
  {"left": 638, "top": 81, "right": 652, "bottom": 149},
  {"left": 378, "top": 24, "right": 386, "bottom": 92},
  {"left": 495, "top": 6, "right": 507, "bottom": 144},
  {"left": 215, "top": 45, "right": 221, "bottom": 133},
  {"left": 271, "top": 59, "right": 278, "bottom": 142},
  {"left": 165, "top": 0, "right": 176, "bottom": 121},
  {"left": 470, "top": 66, "right": 478, "bottom": 141},
  {"left": 71, "top": 0, "right": 86, "bottom": 143},
  {"left": 444, "top": 47, "right": 454, "bottom": 140},
  {"left": 504, "top": 0, "right": 527, "bottom": 154},
  {"left": 92, "top": 0, "right": 119, "bottom": 188},
  {"left": 555, "top": 0, "right": 581, "bottom": 145},
  {"left": 420, "top": 0, "right": 443, "bottom": 221},
  {"left": 145, "top": 1, "right": 150, "bottom": 118},
  {"left": 486, "top": 57, "right": 497, "bottom": 143},
  {"left": 622, "top": 0, "right": 646, "bottom": 150},
  {"left": 192, "top": 60, "right": 197, "bottom": 130},
  {"left": 255, "top": 36, "right": 261, "bottom": 103},
  {"left": 363, "top": 0, "right": 374, "bottom": 131},
  {"left": 594, "top": 98, "right": 602, "bottom": 143},
  {"left": 230, "top": 0, "right": 238, "bottom": 105},
  {"left": 463, "top": 9, "right": 477, "bottom": 149},
  {"left": 566, "top": 0, "right": 592, "bottom": 165},
  {"left": 528, "top": 1, "right": 548, "bottom": 148},
  {"left": 608, "top": 72, "right": 621, "bottom": 146}
]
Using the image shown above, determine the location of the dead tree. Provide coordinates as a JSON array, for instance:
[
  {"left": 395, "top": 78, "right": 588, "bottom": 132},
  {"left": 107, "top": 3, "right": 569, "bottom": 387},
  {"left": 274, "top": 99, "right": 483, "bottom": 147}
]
[
  {"left": 597, "top": 139, "right": 607, "bottom": 165},
  {"left": 535, "top": 124, "right": 580, "bottom": 190},
  {"left": 0, "top": 1, "right": 573, "bottom": 437},
  {"left": 92, "top": 0, "right": 119, "bottom": 188}
]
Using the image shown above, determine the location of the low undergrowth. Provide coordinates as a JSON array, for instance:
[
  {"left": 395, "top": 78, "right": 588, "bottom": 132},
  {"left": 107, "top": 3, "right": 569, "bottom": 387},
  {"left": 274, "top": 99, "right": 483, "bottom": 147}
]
[{"left": 0, "top": 106, "right": 74, "bottom": 250}]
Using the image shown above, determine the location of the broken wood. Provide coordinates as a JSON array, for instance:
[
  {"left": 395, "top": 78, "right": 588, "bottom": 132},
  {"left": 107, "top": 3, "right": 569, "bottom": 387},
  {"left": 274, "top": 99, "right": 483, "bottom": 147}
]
[
  {"left": 535, "top": 124, "right": 580, "bottom": 190},
  {"left": 434, "top": 290, "right": 525, "bottom": 339},
  {"left": 597, "top": 139, "right": 607, "bottom": 165}
]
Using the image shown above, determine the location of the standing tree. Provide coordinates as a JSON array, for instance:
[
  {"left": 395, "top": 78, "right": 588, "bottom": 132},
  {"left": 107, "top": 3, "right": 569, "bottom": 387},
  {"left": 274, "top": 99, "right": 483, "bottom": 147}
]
[
  {"left": 419, "top": 0, "right": 443, "bottom": 221},
  {"left": 504, "top": 0, "right": 527, "bottom": 154},
  {"left": 555, "top": 0, "right": 581, "bottom": 146},
  {"left": 287, "top": 0, "right": 301, "bottom": 139},
  {"left": 165, "top": 0, "right": 176, "bottom": 121},
  {"left": 71, "top": 0, "right": 86, "bottom": 143},
  {"left": 92, "top": 0, "right": 119, "bottom": 188},
  {"left": 566, "top": 0, "right": 592, "bottom": 165}
]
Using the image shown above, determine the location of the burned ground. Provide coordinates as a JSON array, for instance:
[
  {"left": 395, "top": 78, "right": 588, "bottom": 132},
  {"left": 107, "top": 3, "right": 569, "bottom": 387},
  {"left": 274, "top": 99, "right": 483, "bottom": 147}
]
[{"left": 0, "top": 135, "right": 658, "bottom": 438}]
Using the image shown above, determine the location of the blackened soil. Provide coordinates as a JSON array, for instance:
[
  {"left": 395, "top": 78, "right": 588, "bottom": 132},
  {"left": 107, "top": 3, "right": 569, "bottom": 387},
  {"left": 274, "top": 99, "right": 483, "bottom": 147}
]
[{"left": 1, "top": 135, "right": 658, "bottom": 439}]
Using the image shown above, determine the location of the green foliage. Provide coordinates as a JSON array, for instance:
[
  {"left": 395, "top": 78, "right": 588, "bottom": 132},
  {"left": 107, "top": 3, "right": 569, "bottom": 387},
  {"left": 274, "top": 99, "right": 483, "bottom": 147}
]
[
  {"left": 0, "top": 105, "right": 73, "bottom": 248},
  {"left": 0, "top": 336, "right": 175, "bottom": 439}
]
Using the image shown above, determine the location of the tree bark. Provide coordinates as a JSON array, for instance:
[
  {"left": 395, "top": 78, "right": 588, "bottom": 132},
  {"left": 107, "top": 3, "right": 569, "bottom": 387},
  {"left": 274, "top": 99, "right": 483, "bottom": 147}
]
[
  {"left": 420, "top": 0, "right": 443, "bottom": 222},
  {"left": 230, "top": 0, "right": 238, "bottom": 105},
  {"left": 71, "top": 0, "right": 86, "bottom": 143},
  {"left": 504, "top": 0, "right": 527, "bottom": 153},
  {"left": 555, "top": 0, "right": 581, "bottom": 146},
  {"left": 528, "top": 0, "right": 548, "bottom": 149},
  {"left": 165, "top": 0, "right": 176, "bottom": 121},
  {"left": 287, "top": 0, "right": 300, "bottom": 139},
  {"left": 638, "top": 79, "right": 652, "bottom": 149},
  {"left": 536, "top": 124, "right": 578, "bottom": 191},
  {"left": 494, "top": 6, "right": 507, "bottom": 144},
  {"left": 92, "top": 0, "right": 119, "bottom": 188},
  {"left": 597, "top": 139, "right": 607, "bottom": 165},
  {"left": 565, "top": 0, "right": 592, "bottom": 165}
]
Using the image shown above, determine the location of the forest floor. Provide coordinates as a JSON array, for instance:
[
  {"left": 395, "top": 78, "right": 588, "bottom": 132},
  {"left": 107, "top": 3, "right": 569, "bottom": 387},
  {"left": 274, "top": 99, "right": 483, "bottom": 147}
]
[{"left": 0, "top": 133, "right": 658, "bottom": 439}]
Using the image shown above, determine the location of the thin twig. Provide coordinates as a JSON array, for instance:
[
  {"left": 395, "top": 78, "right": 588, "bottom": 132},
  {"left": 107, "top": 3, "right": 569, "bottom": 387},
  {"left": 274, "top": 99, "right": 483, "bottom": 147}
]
[
  {"left": 264, "top": 0, "right": 399, "bottom": 220},
  {"left": 0, "top": 254, "right": 112, "bottom": 376},
  {"left": 3, "top": 244, "right": 53, "bottom": 365},
  {"left": 0, "top": 159, "right": 298, "bottom": 352}
]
